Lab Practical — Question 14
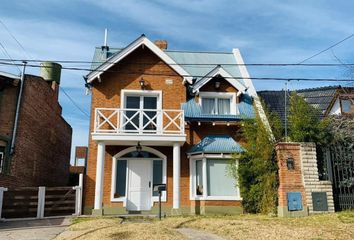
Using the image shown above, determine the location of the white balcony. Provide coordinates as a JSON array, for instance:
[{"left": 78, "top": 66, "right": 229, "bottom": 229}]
[{"left": 92, "top": 108, "right": 186, "bottom": 145}]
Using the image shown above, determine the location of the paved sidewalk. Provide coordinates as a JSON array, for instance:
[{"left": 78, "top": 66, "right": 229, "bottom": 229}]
[
  {"left": 177, "top": 228, "right": 225, "bottom": 240},
  {"left": 0, "top": 217, "right": 71, "bottom": 240}
]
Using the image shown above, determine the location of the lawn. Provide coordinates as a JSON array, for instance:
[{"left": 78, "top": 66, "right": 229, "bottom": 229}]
[{"left": 55, "top": 212, "right": 354, "bottom": 240}]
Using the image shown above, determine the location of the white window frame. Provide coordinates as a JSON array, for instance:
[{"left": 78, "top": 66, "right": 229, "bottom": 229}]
[
  {"left": 189, "top": 154, "right": 241, "bottom": 201},
  {"left": 111, "top": 146, "right": 167, "bottom": 206},
  {"left": 121, "top": 89, "right": 162, "bottom": 110},
  {"left": 199, "top": 92, "right": 237, "bottom": 115},
  {"left": 120, "top": 90, "right": 163, "bottom": 133},
  {"left": 0, "top": 151, "right": 4, "bottom": 174}
]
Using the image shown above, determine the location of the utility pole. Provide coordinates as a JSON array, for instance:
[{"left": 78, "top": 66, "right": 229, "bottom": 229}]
[{"left": 284, "top": 81, "right": 288, "bottom": 142}]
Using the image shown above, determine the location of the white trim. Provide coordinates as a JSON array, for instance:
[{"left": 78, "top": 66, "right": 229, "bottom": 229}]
[
  {"left": 120, "top": 89, "right": 163, "bottom": 110},
  {"left": 198, "top": 91, "right": 237, "bottom": 115},
  {"left": 189, "top": 157, "right": 242, "bottom": 201},
  {"left": 87, "top": 35, "right": 192, "bottom": 84},
  {"left": 193, "top": 65, "right": 247, "bottom": 94},
  {"left": 110, "top": 146, "right": 167, "bottom": 205},
  {"left": 92, "top": 133, "right": 186, "bottom": 145}
]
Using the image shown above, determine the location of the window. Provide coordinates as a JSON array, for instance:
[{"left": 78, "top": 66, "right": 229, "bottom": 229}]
[
  {"left": 196, "top": 160, "right": 203, "bottom": 195},
  {"left": 114, "top": 160, "right": 127, "bottom": 198},
  {"left": 207, "top": 160, "right": 236, "bottom": 196},
  {"left": 122, "top": 90, "right": 161, "bottom": 132},
  {"left": 341, "top": 99, "right": 352, "bottom": 114},
  {"left": 0, "top": 146, "right": 5, "bottom": 174},
  {"left": 192, "top": 158, "right": 239, "bottom": 200},
  {"left": 199, "top": 92, "right": 236, "bottom": 115},
  {"left": 153, "top": 160, "right": 163, "bottom": 196}
]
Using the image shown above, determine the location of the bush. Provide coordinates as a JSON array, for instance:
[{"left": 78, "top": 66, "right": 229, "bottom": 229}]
[{"left": 230, "top": 103, "right": 281, "bottom": 214}]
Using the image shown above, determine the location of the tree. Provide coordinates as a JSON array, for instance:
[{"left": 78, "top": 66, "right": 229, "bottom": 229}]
[
  {"left": 288, "top": 92, "right": 331, "bottom": 144},
  {"left": 230, "top": 102, "right": 282, "bottom": 214}
]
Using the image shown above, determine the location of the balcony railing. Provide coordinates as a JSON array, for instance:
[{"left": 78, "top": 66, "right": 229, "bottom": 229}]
[{"left": 94, "top": 108, "right": 185, "bottom": 135}]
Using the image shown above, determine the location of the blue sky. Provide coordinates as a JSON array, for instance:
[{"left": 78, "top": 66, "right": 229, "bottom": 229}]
[{"left": 0, "top": 0, "right": 353, "bottom": 162}]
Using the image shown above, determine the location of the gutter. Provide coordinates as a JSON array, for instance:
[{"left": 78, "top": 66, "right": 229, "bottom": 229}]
[{"left": 10, "top": 61, "right": 27, "bottom": 155}]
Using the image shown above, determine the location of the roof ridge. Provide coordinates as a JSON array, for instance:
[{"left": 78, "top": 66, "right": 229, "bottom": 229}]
[{"left": 165, "top": 49, "right": 233, "bottom": 54}]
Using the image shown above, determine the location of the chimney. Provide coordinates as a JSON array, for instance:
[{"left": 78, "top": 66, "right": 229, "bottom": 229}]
[
  {"left": 40, "top": 62, "right": 62, "bottom": 100},
  {"left": 154, "top": 40, "right": 168, "bottom": 50}
]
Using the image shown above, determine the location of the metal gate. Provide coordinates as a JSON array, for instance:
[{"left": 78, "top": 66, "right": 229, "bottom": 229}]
[{"left": 322, "top": 143, "right": 354, "bottom": 211}]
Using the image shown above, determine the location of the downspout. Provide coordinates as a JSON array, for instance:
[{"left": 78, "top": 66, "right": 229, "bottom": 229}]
[{"left": 10, "top": 61, "right": 27, "bottom": 155}]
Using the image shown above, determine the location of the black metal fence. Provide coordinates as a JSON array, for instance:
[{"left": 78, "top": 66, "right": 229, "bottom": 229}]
[{"left": 319, "top": 143, "right": 354, "bottom": 211}]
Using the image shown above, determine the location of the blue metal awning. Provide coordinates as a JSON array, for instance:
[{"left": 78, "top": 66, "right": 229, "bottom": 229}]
[{"left": 188, "top": 135, "right": 244, "bottom": 154}]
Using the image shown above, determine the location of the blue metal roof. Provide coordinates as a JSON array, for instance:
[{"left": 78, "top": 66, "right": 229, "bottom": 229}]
[
  {"left": 164, "top": 50, "right": 245, "bottom": 86},
  {"left": 182, "top": 94, "right": 255, "bottom": 121},
  {"left": 188, "top": 135, "right": 244, "bottom": 154}
]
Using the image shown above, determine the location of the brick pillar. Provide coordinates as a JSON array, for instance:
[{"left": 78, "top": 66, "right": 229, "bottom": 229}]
[{"left": 276, "top": 143, "right": 308, "bottom": 217}]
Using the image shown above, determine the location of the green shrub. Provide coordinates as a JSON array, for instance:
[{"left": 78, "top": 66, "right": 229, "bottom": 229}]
[{"left": 230, "top": 103, "right": 281, "bottom": 214}]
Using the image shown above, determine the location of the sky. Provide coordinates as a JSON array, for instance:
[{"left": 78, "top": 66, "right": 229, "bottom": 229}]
[{"left": 0, "top": 0, "right": 353, "bottom": 163}]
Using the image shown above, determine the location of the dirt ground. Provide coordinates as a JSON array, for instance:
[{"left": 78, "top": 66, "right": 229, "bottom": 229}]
[{"left": 54, "top": 212, "right": 354, "bottom": 240}]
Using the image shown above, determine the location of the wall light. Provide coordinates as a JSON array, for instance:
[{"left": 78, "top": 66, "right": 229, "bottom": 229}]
[
  {"left": 139, "top": 78, "right": 145, "bottom": 89},
  {"left": 215, "top": 81, "right": 221, "bottom": 89},
  {"left": 286, "top": 157, "right": 295, "bottom": 170}
]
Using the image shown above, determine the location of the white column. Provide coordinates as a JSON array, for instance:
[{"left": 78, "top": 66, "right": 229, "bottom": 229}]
[
  {"left": 36, "top": 187, "right": 45, "bottom": 219},
  {"left": 173, "top": 143, "right": 181, "bottom": 209},
  {"left": 94, "top": 142, "right": 105, "bottom": 210},
  {"left": 0, "top": 187, "right": 8, "bottom": 219}
]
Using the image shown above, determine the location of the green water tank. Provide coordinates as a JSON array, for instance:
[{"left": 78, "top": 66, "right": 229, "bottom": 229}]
[{"left": 40, "top": 62, "right": 62, "bottom": 84}]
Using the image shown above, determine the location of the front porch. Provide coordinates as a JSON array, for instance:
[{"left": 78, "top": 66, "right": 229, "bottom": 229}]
[{"left": 93, "top": 142, "right": 184, "bottom": 216}]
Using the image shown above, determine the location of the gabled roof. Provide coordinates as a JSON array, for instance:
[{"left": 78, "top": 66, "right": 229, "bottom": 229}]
[
  {"left": 188, "top": 135, "right": 244, "bottom": 154},
  {"left": 191, "top": 65, "right": 247, "bottom": 93},
  {"left": 258, "top": 86, "right": 340, "bottom": 124},
  {"left": 86, "top": 35, "right": 193, "bottom": 84}
]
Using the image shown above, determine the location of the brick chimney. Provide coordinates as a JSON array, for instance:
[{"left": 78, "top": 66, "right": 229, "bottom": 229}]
[{"left": 154, "top": 40, "right": 168, "bottom": 50}]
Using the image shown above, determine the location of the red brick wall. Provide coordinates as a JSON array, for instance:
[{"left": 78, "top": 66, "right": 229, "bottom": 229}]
[
  {"left": 0, "top": 75, "right": 72, "bottom": 188},
  {"left": 0, "top": 79, "right": 18, "bottom": 141},
  {"left": 276, "top": 143, "right": 307, "bottom": 208},
  {"left": 85, "top": 46, "right": 244, "bottom": 210}
]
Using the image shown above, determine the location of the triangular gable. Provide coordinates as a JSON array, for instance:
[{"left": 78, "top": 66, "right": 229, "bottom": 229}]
[
  {"left": 86, "top": 35, "right": 193, "bottom": 84},
  {"left": 192, "top": 65, "right": 247, "bottom": 94}
]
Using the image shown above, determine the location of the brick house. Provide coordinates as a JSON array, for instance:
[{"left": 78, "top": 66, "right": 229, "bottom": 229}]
[
  {"left": 84, "top": 35, "right": 266, "bottom": 215},
  {"left": 0, "top": 64, "right": 72, "bottom": 188}
]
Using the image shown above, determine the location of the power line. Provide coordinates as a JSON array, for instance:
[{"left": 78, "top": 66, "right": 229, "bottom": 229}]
[
  {"left": 0, "top": 42, "right": 21, "bottom": 73},
  {"left": 59, "top": 86, "right": 90, "bottom": 118},
  {"left": 0, "top": 19, "right": 31, "bottom": 59},
  {"left": 0, "top": 61, "right": 352, "bottom": 82},
  {"left": 298, "top": 33, "right": 354, "bottom": 64},
  {"left": 0, "top": 21, "right": 90, "bottom": 119},
  {"left": 1, "top": 58, "right": 354, "bottom": 67}
]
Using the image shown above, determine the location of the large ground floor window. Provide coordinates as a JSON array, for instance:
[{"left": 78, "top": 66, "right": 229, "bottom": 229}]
[{"left": 190, "top": 157, "right": 240, "bottom": 200}]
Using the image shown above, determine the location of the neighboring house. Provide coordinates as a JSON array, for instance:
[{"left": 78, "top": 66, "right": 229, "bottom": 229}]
[
  {"left": 258, "top": 86, "right": 354, "bottom": 124},
  {"left": 0, "top": 63, "right": 72, "bottom": 188},
  {"left": 84, "top": 35, "right": 265, "bottom": 215}
]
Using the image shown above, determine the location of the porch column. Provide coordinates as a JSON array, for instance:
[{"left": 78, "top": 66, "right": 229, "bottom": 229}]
[
  {"left": 173, "top": 143, "right": 181, "bottom": 210},
  {"left": 94, "top": 141, "right": 105, "bottom": 210}
]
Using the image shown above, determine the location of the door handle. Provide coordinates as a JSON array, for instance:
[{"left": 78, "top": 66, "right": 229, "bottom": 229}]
[{"left": 149, "top": 181, "right": 151, "bottom": 188}]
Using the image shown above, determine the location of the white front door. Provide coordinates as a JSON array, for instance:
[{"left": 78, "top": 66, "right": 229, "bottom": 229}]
[{"left": 127, "top": 160, "right": 152, "bottom": 211}]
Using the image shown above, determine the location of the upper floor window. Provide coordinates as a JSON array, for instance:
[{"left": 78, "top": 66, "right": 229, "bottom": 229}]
[
  {"left": 199, "top": 92, "right": 236, "bottom": 115},
  {"left": 340, "top": 97, "right": 353, "bottom": 114}
]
